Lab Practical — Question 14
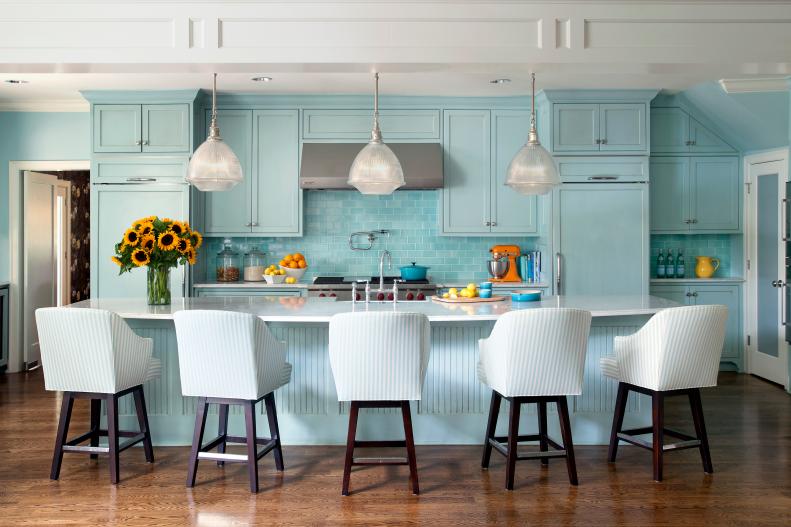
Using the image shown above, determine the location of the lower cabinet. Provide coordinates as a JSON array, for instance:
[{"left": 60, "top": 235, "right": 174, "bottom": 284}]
[{"left": 650, "top": 283, "right": 742, "bottom": 367}]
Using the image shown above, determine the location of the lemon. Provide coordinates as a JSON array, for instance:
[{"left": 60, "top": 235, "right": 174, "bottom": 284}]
[
  {"left": 442, "top": 292, "right": 450, "bottom": 299},
  {"left": 449, "top": 288, "right": 458, "bottom": 295},
  {"left": 285, "top": 277, "right": 297, "bottom": 284},
  {"left": 467, "top": 283, "right": 477, "bottom": 291},
  {"left": 459, "top": 289, "right": 470, "bottom": 298},
  {"left": 450, "top": 293, "right": 458, "bottom": 299}
]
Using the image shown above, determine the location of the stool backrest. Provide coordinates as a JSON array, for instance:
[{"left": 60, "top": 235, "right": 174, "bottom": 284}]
[
  {"left": 173, "top": 310, "right": 282, "bottom": 400},
  {"left": 483, "top": 308, "right": 592, "bottom": 396},
  {"left": 328, "top": 312, "right": 431, "bottom": 401},
  {"left": 35, "top": 307, "right": 151, "bottom": 393}
]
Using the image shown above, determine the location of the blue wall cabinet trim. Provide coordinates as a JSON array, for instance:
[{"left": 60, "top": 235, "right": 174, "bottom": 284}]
[
  {"left": 650, "top": 107, "right": 689, "bottom": 154},
  {"left": 252, "top": 109, "right": 302, "bottom": 235},
  {"left": 689, "top": 117, "right": 737, "bottom": 154},
  {"left": 441, "top": 110, "right": 492, "bottom": 234},
  {"left": 302, "top": 109, "right": 441, "bottom": 140},
  {"left": 142, "top": 104, "right": 191, "bottom": 153},
  {"left": 93, "top": 104, "right": 142, "bottom": 153},
  {"left": 490, "top": 111, "right": 538, "bottom": 234},
  {"left": 599, "top": 103, "right": 646, "bottom": 152},
  {"left": 90, "top": 183, "right": 190, "bottom": 299},
  {"left": 91, "top": 156, "right": 189, "bottom": 184},
  {"left": 201, "top": 110, "right": 254, "bottom": 235},
  {"left": 690, "top": 156, "right": 740, "bottom": 232},
  {"left": 650, "top": 157, "right": 691, "bottom": 233},
  {"left": 553, "top": 104, "right": 599, "bottom": 152}
]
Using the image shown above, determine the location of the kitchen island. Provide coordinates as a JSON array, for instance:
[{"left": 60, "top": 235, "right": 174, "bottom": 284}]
[{"left": 68, "top": 295, "right": 678, "bottom": 446}]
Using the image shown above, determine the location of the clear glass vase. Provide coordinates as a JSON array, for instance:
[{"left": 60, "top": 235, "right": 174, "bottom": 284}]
[{"left": 147, "top": 266, "right": 171, "bottom": 305}]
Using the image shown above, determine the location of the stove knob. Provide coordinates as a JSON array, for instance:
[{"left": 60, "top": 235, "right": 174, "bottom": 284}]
[
  {"left": 318, "top": 293, "right": 326, "bottom": 298},
  {"left": 355, "top": 293, "right": 361, "bottom": 301},
  {"left": 416, "top": 292, "right": 425, "bottom": 300},
  {"left": 330, "top": 293, "right": 337, "bottom": 298},
  {"left": 406, "top": 292, "right": 415, "bottom": 301},
  {"left": 377, "top": 292, "right": 385, "bottom": 301},
  {"left": 387, "top": 292, "right": 394, "bottom": 301}
]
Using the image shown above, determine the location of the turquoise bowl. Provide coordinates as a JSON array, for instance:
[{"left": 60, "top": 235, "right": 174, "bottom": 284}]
[
  {"left": 479, "top": 289, "right": 493, "bottom": 299},
  {"left": 479, "top": 281, "right": 493, "bottom": 290},
  {"left": 510, "top": 289, "right": 542, "bottom": 302}
]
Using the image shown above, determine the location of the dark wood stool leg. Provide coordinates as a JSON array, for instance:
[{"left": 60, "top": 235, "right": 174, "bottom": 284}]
[
  {"left": 652, "top": 391, "right": 664, "bottom": 482},
  {"left": 106, "top": 393, "right": 120, "bottom": 484},
  {"left": 608, "top": 382, "right": 629, "bottom": 463},
  {"left": 132, "top": 386, "right": 154, "bottom": 463},
  {"left": 50, "top": 392, "right": 74, "bottom": 480},
  {"left": 264, "top": 393, "right": 284, "bottom": 471},
  {"left": 186, "top": 397, "right": 208, "bottom": 488},
  {"left": 244, "top": 400, "right": 259, "bottom": 493},
  {"left": 505, "top": 399, "right": 521, "bottom": 490},
  {"left": 689, "top": 389, "right": 713, "bottom": 474},
  {"left": 481, "top": 391, "right": 501, "bottom": 469},
  {"left": 342, "top": 402, "right": 360, "bottom": 496},
  {"left": 89, "top": 397, "right": 101, "bottom": 460},
  {"left": 216, "top": 404, "right": 229, "bottom": 467},
  {"left": 557, "top": 396, "right": 578, "bottom": 485},
  {"left": 538, "top": 400, "right": 549, "bottom": 466},
  {"left": 401, "top": 401, "right": 420, "bottom": 495}
]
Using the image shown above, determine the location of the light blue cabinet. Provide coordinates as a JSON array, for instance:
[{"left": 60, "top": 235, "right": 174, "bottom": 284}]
[
  {"left": 553, "top": 104, "right": 599, "bottom": 152},
  {"left": 651, "top": 107, "right": 735, "bottom": 154},
  {"left": 650, "top": 156, "right": 740, "bottom": 233},
  {"left": 599, "top": 104, "right": 646, "bottom": 152},
  {"left": 91, "top": 156, "right": 189, "bottom": 184},
  {"left": 93, "top": 103, "right": 190, "bottom": 153},
  {"left": 553, "top": 103, "right": 646, "bottom": 153},
  {"left": 142, "top": 104, "right": 191, "bottom": 153},
  {"left": 689, "top": 118, "right": 736, "bottom": 153},
  {"left": 302, "top": 109, "right": 440, "bottom": 140},
  {"left": 94, "top": 104, "right": 142, "bottom": 153}
]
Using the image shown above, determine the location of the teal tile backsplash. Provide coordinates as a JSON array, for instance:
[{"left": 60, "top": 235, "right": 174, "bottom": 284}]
[
  {"left": 200, "top": 191, "right": 545, "bottom": 283},
  {"left": 651, "top": 234, "right": 742, "bottom": 278}
]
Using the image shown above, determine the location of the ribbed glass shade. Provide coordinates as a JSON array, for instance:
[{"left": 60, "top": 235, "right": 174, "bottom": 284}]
[
  {"left": 505, "top": 141, "right": 560, "bottom": 195},
  {"left": 186, "top": 137, "right": 244, "bottom": 192},
  {"left": 347, "top": 142, "right": 405, "bottom": 195}
]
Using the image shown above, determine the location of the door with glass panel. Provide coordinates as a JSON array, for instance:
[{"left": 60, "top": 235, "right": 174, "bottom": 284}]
[{"left": 747, "top": 157, "right": 789, "bottom": 388}]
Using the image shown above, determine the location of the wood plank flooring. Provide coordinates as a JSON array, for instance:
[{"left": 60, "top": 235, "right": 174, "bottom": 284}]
[{"left": 0, "top": 371, "right": 789, "bottom": 526}]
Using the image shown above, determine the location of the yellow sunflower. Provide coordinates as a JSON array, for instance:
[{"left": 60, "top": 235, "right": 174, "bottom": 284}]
[
  {"left": 176, "top": 237, "right": 192, "bottom": 254},
  {"left": 185, "top": 248, "right": 197, "bottom": 265},
  {"left": 140, "top": 234, "right": 156, "bottom": 253},
  {"left": 191, "top": 230, "right": 203, "bottom": 249},
  {"left": 137, "top": 221, "right": 154, "bottom": 236},
  {"left": 157, "top": 230, "right": 178, "bottom": 251},
  {"left": 123, "top": 228, "right": 140, "bottom": 246},
  {"left": 111, "top": 255, "right": 122, "bottom": 266},
  {"left": 131, "top": 249, "right": 150, "bottom": 267},
  {"left": 170, "top": 221, "right": 186, "bottom": 236},
  {"left": 161, "top": 217, "right": 173, "bottom": 225}
]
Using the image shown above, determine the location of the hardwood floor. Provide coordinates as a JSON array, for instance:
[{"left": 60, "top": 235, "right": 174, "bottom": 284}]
[{"left": 0, "top": 371, "right": 789, "bottom": 526}]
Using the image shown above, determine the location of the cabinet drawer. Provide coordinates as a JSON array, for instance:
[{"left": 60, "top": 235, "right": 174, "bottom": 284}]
[
  {"left": 303, "top": 109, "right": 440, "bottom": 140},
  {"left": 557, "top": 156, "right": 648, "bottom": 183},
  {"left": 92, "top": 157, "right": 189, "bottom": 184}
]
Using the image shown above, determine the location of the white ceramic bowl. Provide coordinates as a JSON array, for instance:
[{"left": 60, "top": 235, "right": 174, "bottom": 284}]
[
  {"left": 280, "top": 266, "right": 307, "bottom": 281},
  {"left": 264, "top": 273, "right": 286, "bottom": 284}
]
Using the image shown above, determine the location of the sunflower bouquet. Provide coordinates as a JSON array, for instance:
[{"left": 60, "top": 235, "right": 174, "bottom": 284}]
[{"left": 111, "top": 216, "right": 202, "bottom": 305}]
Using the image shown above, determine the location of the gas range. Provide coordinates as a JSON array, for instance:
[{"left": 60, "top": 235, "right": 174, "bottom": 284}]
[{"left": 308, "top": 276, "right": 437, "bottom": 301}]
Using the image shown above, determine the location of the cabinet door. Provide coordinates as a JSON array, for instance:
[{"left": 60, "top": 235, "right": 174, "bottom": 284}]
[
  {"left": 252, "top": 110, "right": 301, "bottom": 235},
  {"left": 552, "top": 104, "right": 599, "bottom": 152},
  {"left": 142, "top": 104, "right": 190, "bottom": 153},
  {"left": 650, "top": 108, "right": 689, "bottom": 153},
  {"left": 0, "top": 287, "right": 7, "bottom": 368},
  {"left": 93, "top": 104, "right": 142, "bottom": 153},
  {"left": 690, "top": 156, "right": 740, "bottom": 232},
  {"left": 649, "top": 285, "right": 690, "bottom": 306},
  {"left": 202, "top": 110, "right": 254, "bottom": 235},
  {"left": 650, "top": 157, "right": 691, "bottom": 233},
  {"left": 693, "top": 285, "right": 741, "bottom": 359},
  {"left": 442, "top": 110, "right": 491, "bottom": 234},
  {"left": 599, "top": 103, "right": 646, "bottom": 152},
  {"left": 91, "top": 184, "right": 190, "bottom": 299},
  {"left": 490, "top": 111, "right": 537, "bottom": 234},
  {"left": 689, "top": 117, "right": 737, "bottom": 154},
  {"left": 302, "top": 109, "right": 440, "bottom": 140}
]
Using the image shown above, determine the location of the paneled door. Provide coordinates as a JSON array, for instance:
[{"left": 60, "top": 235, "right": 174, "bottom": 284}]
[
  {"left": 599, "top": 104, "right": 645, "bottom": 152},
  {"left": 746, "top": 155, "right": 789, "bottom": 388},
  {"left": 93, "top": 104, "right": 142, "bottom": 153},
  {"left": 650, "top": 157, "right": 690, "bottom": 233},
  {"left": 552, "top": 104, "right": 599, "bottom": 152},
  {"left": 691, "top": 156, "right": 740, "bottom": 232}
]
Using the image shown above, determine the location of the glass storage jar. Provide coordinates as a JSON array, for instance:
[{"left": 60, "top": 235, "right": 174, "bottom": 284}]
[
  {"left": 243, "top": 246, "right": 267, "bottom": 282},
  {"left": 215, "top": 238, "right": 241, "bottom": 282}
]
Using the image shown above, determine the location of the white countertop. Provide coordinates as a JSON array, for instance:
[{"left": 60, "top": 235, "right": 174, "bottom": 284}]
[
  {"left": 67, "top": 295, "right": 679, "bottom": 322},
  {"left": 436, "top": 281, "right": 550, "bottom": 289},
  {"left": 193, "top": 282, "right": 308, "bottom": 289}
]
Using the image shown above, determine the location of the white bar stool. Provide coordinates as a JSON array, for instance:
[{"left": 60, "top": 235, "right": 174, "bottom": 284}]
[
  {"left": 600, "top": 304, "right": 727, "bottom": 481},
  {"left": 35, "top": 307, "right": 159, "bottom": 484},
  {"left": 173, "top": 310, "right": 292, "bottom": 493},
  {"left": 328, "top": 311, "right": 430, "bottom": 496},
  {"left": 478, "top": 308, "right": 592, "bottom": 490}
]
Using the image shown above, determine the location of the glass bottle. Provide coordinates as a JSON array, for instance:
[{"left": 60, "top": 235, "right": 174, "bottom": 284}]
[
  {"left": 676, "top": 249, "right": 685, "bottom": 278},
  {"left": 666, "top": 249, "right": 676, "bottom": 279},
  {"left": 215, "top": 238, "right": 241, "bottom": 282},
  {"left": 656, "top": 249, "right": 666, "bottom": 279},
  {"left": 244, "top": 246, "right": 267, "bottom": 282}
]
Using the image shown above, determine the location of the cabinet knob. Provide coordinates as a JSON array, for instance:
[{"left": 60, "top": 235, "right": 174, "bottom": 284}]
[
  {"left": 143, "top": 140, "right": 149, "bottom": 146},
  {"left": 491, "top": 221, "right": 497, "bottom": 227},
  {"left": 245, "top": 222, "right": 252, "bottom": 227},
  {"left": 251, "top": 222, "right": 259, "bottom": 227},
  {"left": 692, "top": 291, "right": 698, "bottom": 297},
  {"left": 135, "top": 140, "right": 143, "bottom": 146},
  {"left": 485, "top": 221, "right": 491, "bottom": 226},
  {"left": 594, "top": 139, "right": 601, "bottom": 145},
  {"left": 600, "top": 139, "right": 607, "bottom": 145},
  {"left": 691, "top": 219, "right": 698, "bottom": 224}
]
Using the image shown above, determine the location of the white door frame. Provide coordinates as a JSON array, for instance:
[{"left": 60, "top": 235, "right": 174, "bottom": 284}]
[
  {"left": 7, "top": 160, "right": 90, "bottom": 372},
  {"left": 744, "top": 148, "right": 790, "bottom": 389}
]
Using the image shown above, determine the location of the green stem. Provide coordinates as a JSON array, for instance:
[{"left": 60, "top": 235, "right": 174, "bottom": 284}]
[{"left": 147, "top": 266, "right": 171, "bottom": 305}]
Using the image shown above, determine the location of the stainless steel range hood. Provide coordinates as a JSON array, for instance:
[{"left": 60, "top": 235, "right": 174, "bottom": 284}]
[{"left": 300, "top": 143, "right": 443, "bottom": 190}]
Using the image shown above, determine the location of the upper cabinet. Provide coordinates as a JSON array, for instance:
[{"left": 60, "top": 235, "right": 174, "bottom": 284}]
[
  {"left": 93, "top": 103, "right": 190, "bottom": 153},
  {"left": 302, "top": 109, "right": 440, "bottom": 141},
  {"left": 651, "top": 107, "right": 736, "bottom": 154}
]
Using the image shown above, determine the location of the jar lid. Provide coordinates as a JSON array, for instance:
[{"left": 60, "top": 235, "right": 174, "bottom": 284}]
[
  {"left": 217, "top": 243, "right": 238, "bottom": 256},
  {"left": 245, "top": 246, "right": 265, "bottom": 257}
]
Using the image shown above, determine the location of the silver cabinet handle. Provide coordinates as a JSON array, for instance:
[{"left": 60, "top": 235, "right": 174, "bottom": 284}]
[
  {"left": 691, "top": 219, "right": 698, "bottom": 224},
  {"left": 692, "top": 291, "right": 698, "bottom": 297},
  {"left": 126, "top": 177, "right": 156, "bottom": 182},
  {"left": 143, "top": 140, "right": 150, "bottom": 146},
  {"left": 555, "top": 252, "right": 562, "bottom": 295},
  {"left": 594, "top": 139, "right": 601, "bottom": 145},
  {"left": 491, "top": 221, "right": 497, "bottom": 227},
  {"left": 135, "top": 139, "right": 143, "bottom": 146},
  {"left": 588, "top": 176, "right": 618, "bottom": 181},
  {"left": 485, "top": 221, "right": 491, "bottom": 227},
  {"left": 251, "top": 222, "right": 259, "bottom": 227},
  {"left": 684, "top": 219, "right": 691, "bottom": 224},
  {"left": 600, "top": 139, "right": 608, "bottom": 145},
  {"left": 245, "top": 222, "right": 252, "bottom": 227}
]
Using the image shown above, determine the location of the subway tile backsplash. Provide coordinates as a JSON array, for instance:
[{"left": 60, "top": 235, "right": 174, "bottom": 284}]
[
  {"left": 199, "top": 190, "right": 544, "bottom": 283},
  {"left": 650, "top": 234, "right": 742, "bottom": 278}
]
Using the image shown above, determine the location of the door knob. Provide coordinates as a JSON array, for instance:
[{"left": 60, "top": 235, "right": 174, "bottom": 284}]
[{"left": 772, "top": 280, "right": 786, "bottom": 288}]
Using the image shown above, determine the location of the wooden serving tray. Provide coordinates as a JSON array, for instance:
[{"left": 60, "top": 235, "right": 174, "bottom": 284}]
[{"left": 432, "top": 295, "right": 506, "bottom": 304}]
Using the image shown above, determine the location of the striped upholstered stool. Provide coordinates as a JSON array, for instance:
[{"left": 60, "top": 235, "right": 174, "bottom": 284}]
[
  {"left": 600, "top": 304, "right": 727, "bottom": 481},
  {"left": 328, "top": 312, "right": 431, "bottom": 496},
  {"left": 173, "top": 310, "right": 292, "bottom": 493},
  {"left": 35, "top": 307, "right": 160, "bottom": 484},
  {"left": 478, "top": 308, "right": 592, "bottom": 490}
]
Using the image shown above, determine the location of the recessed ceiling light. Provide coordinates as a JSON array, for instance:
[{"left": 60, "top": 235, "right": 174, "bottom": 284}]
[
  {"left": 251, "top": 76, "right": 273, "bottom": 82},
  {"left": 490, "top": 78, "right": 511, "bottom": 84},
  {"left": 4, "top": 79, "right": 28, "bottom": 85}
]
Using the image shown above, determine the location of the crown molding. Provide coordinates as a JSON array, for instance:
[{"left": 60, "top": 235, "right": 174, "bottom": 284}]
[
  {"left": 718, "top": 77, "right": 791, "bottom": 94},
  {"left": 0, "top": 99, "right": 89, "bottom": 112}
]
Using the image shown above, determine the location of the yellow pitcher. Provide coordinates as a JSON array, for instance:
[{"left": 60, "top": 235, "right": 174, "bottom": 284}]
[{"left": 694, "top": 256, "right": 720, "bottom": 278}]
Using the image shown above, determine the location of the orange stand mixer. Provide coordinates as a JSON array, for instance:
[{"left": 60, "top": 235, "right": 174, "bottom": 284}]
[{"left": 489, "top": 245, "right": 522, "bottom": 282}]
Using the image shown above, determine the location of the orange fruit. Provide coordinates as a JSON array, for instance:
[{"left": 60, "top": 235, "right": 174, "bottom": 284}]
[
  {"left": 288, "top": 261, "right": 298, "bottom": 269},
  {"left": 283, "top": 254, "right": 293, "bottom": 263},
  {"left": 279, "top": 260, "right": 287, "bottom": 267},
  {"left": 293, "top": 252, "right": 304, "bottom": 260},
  {"left": 298, "top": 260, "right": 307, "bottom": 269}
]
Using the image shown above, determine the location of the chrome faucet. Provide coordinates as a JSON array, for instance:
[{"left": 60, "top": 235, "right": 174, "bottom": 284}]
[{"left": 378, "top": 249, "right": 392, "bottom": 291}]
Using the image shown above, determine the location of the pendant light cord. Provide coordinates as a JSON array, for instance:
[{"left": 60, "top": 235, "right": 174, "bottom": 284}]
[
  {"left": 528, "top": 72, "right": 539, "bottom": 144},
  {"left": 208, "top": 72, "right": 221, "bottom": 139},
  {"left": 370, "top": 72, "right": 383, "bottom": 143}
]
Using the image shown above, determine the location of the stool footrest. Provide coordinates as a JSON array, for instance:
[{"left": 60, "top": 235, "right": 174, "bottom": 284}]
[
  {"left": 352, "top": 457, "right": 408, "bottom": 466},
  {"left": 63, "top": 430, "right": 145, "bottom": 454},
  {"left": 62, "top": 445, "right": 110, "bottom": 454},
  {"left": 354, "top": 440, "right": 406, "bottom": 448},
  {"left": 488, "top": 435, "right": 567, "bottom": 460}
]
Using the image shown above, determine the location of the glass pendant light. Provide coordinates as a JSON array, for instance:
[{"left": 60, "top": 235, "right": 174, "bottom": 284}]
[
  {"left": 505, "top": 72, "right": 560, "bottom": 195},
  {"left": 348, "top": 72, "right": 405, "bottom": 195},
  {"left": 186, "top": 73, "right": 243, "bottom": 192}
]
